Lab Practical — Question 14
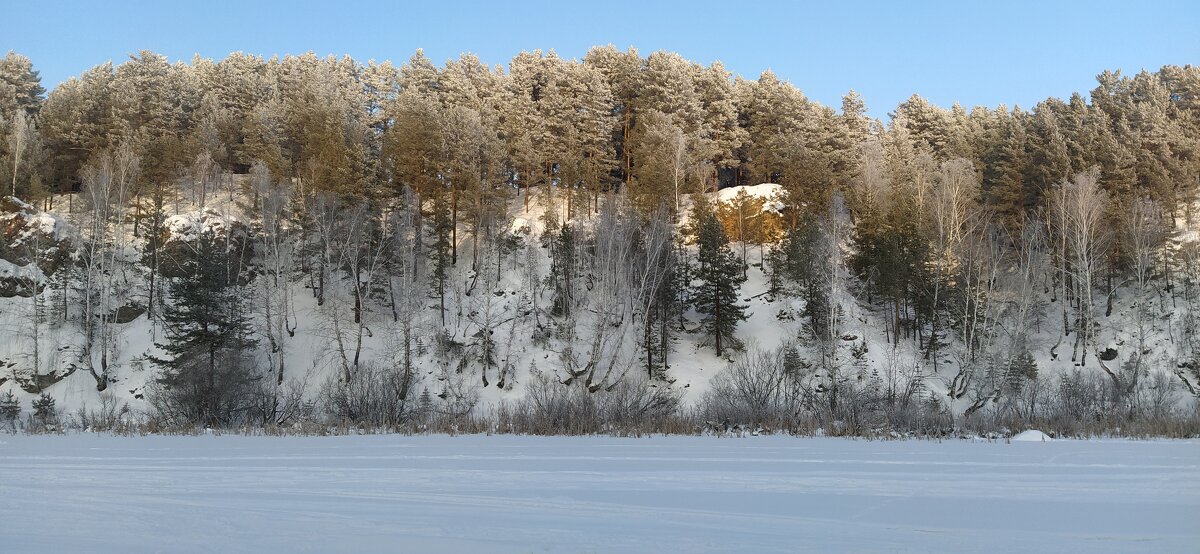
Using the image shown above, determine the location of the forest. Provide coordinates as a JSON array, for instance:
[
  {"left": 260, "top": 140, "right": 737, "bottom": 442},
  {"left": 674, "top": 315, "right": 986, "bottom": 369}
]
[{"left": 0, "top": 47, "right": 1198, "bottom": 436}]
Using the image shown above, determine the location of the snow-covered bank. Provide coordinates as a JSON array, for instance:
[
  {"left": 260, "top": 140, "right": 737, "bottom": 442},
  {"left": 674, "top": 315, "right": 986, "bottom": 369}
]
[{"left": 2, "top": 434, "right": 1197, "bottom": 552}]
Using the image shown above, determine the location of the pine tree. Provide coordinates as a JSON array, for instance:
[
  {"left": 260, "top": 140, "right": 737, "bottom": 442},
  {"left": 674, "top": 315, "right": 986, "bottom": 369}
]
[
  {"left": 692, "top": 203, "right": 747, "bottom": 356},
  {"left": 0, "top": 390, "right": 20, "bottom": 429},
  {"left": 1004, "top": 351, "right": 1039, "bottom": 394},
  {"left": 31, "top": 392, "right": 55, "bottom": 424},
  {"left": 780, "top": 220, "right": 833, "bottom": 341},
  {"left": 583, "top": 45, "right": 642, "bottom": 187},
  {"left": 152, "top": 228, "right": 258, "bottom": 425},
  {"left": 429, "top": 189, "right": 453, "bottom": 327},
  {"left": 0, "top": 51, "right": 45, "bottom": 121},
  {"left": 782, "top": 343, "right": 807, "bottom": 378},
  {"left": 548, "top": 221, "right": 578, "bottom": 318},
  {"left": 694, "top": 61, "right": 746, "bottom": 175},
  {"left": 38, "top": 63, "right": 118, "bottom": 190},
  {"left": 980, "top": 106, "right": 1031, "bottom": 223}
]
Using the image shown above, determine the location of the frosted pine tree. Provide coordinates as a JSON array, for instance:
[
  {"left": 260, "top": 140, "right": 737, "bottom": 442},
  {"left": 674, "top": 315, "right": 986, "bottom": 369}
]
[{"left": 692, "top": 201, "right": 747, "bottom": 357}]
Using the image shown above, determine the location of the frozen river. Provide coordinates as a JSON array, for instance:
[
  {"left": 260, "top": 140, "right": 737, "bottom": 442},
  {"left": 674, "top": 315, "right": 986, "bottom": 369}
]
[{"left": 1, "top": 433, "right": 1197, "bottom": 552}]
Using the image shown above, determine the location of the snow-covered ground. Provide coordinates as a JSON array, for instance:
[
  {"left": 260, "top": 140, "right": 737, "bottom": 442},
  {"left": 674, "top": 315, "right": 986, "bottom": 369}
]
[
  {"left": 1, "top": 434, "right": 1196, "bottom": 552},
  {"left": 3, "top": 184, "right": 1199, "bottom": 422}
]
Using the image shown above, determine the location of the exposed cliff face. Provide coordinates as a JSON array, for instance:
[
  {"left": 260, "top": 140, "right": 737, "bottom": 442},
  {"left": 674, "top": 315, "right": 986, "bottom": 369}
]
[
  {"left": 157, "top": 208, "right": 253, "bottom": 279},
  {"left": 0, "top": 197, "right": 73, "bottom": 297}
]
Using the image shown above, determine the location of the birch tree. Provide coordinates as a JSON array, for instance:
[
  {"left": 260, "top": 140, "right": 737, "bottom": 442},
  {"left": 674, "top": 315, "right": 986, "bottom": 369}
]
[
  {"left": 8, "top": 110, "right": 30, "bottom": 197},
  {"left": 1054, "top": 167, "right": 1109, "bottom": 366},
  {"left": 252, "top": 162, "right": 298, "bottom": 420},
  {"left": 77, "top": 143, "right": 138, "bottom": 391}
]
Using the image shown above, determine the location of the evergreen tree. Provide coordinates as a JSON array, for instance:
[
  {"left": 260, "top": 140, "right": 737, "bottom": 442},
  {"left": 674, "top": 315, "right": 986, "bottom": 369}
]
[
  {"left": 39, "top": 62, "right": 118, "bottom": 191},
  {"left": 849, "top": 195, "right": 930, "bottom": 346},
  {"left": 980, "top": 106, "right": 1031, "bottom": 223},
  {"left": 0, "top": 51, "right": 45, "bottom": 121},
  {"left": 643, "top": 223, "right": 680, "bottom": 378},
  {"left": 780, "top": 220, "right": 833, "bottom": 340},
  {"left": 151, "top": 228, "right": 258, "bottom": 426},
  {"left": 583, "top": 45, "right": 643, "bottom": 187},
  {"left": 547, "top": 220, "right": 578, "bottom": 318},
  {"left": 31, "top": 392, "right": 55, "bottom": 424},
  {"left": 1004, "top": 351, "right": 1039, "bottom": 394},
  {"left": 692, "top": 202, "right": 747, "bottom": 356},
  {"left": 429, "top": 189, "right": 453, "bottom": 327},
  {"left": 694, "top": 61, "right": 746, "bottom": 175},
  {"left": 0, "top": 390, "right": 20, "bottom": 429},
  {"left": 1024, "top": 102, "right": 1072, "bottom": 206}
]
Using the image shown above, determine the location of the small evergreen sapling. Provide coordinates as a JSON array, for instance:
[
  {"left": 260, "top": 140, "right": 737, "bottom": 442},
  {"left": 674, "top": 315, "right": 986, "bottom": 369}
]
[
  {"left": 0, "top": 390, "right": 20, "bottom": 428},
  {"left": 32, "top": 392, "right": 55, "bottom": 423}
]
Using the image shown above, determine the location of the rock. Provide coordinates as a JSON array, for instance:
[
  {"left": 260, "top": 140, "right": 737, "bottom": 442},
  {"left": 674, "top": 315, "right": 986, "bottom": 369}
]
[
  {"left": 0, "top": 196, "right": 73, "bottom": 298},
  {"left": 13, "top": 367, "right": 76, "bottom": 393},
  {"left": 111, "top": 303, "right": 146, "bottom": 324}
]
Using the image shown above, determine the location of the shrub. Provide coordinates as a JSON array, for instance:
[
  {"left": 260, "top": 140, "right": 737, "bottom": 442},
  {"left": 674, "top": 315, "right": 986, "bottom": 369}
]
[
  {"left": 32, "top": 393, "right": 56, "bottom": 424},
  {"left": 0, "top": 390, "right": 20, "bottom": 429}
]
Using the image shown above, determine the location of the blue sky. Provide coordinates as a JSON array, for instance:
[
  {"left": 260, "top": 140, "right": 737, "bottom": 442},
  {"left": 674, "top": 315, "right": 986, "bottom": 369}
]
[{"left": 2, "top": 0, "right": 1196, "bottom": 119}]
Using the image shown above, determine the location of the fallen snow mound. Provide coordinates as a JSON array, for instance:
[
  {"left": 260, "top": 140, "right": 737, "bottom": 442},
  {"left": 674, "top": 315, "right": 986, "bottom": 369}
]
[{"left": 1012, "top": 430, "right": 1053, "bottom": 442}]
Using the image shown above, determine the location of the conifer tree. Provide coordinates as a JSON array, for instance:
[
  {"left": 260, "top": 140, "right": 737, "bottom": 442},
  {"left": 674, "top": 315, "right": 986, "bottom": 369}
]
[
  {"left": 0, "top": 390, "right": 19, "bottom": 430},
  {"left": 980, "top": 106, "right": 1031, "bottom": 223},
  {"left": 547, "top": 220, "right": 578, "bottom": 318},
  {"left": 152, "top": 227, "right": 258, "bottom": 425},
  {"left": 31, "top": 393, "right": 55, "bottom": 424},
  {"left": 583, "top": 45, "right": 643, "bottom": 187},
  {"left": 0, "top": 51, "right": 45, "bottom": 121},
  {"left": 692, "top": 202, "right": 747, "bottom": 356},
  {"left": 429, "top": 189, "right": 453, "bottom": 327}
]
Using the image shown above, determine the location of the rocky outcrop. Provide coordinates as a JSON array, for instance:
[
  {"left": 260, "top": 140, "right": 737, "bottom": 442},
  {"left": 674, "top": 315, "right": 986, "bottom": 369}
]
[{"left": 0, "top": 196, "right": 73, "bottom": 298}]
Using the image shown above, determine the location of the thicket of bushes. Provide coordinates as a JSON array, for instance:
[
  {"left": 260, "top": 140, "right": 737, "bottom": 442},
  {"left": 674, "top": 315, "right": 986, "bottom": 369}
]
[{"left": 5, "top": 348, "right": 1198, "bottom": 439}]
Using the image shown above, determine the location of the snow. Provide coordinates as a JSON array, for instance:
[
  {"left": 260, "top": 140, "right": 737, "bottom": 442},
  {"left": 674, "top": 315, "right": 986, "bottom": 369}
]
[
  {"left": 714, "top": 182, "right": 784, "bottom": 203},
  {"left": 164, "top": 208, "right": 242, "bottom": 242},
  {"left": 0, "top": 258, "right": 44, "bottom": 281},
  {"left": 714, "top": 183, "right": 786, "bottom": 214},
  {"left": 1013, "top": 429, "right": 1053, "bottom": 442},
  {"left": 0, "top": 434, "right": 1195, "bottom": 553},
  {"left": 2, "top": 196, "right": 70, "bottom": 243},
  {"left": 1, "top": 183, "right": 1197, "bottom": 422},
  {"left": 29, "top": 211, "right": 68, "bottom": 239}
]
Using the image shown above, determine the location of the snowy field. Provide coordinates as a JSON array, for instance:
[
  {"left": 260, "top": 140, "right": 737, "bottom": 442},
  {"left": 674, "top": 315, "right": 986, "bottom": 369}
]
[{"left": 1, "top": 435, "right": 1197, "bottom": 553}]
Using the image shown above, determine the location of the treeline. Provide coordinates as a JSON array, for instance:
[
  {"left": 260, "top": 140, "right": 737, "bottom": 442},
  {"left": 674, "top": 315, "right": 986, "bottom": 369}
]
[
  {"left": 0, "top": 48, "right": 1199, "bottom": 433},
  {"left": 2, "top": 49, "right": 1193, "bottom": 217}
]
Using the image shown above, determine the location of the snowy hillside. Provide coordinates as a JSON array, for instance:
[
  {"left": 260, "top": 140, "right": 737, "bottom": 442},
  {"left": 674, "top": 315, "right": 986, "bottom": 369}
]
[{"left": 1, "top": 177, "right": 1196, "bottom": 436}]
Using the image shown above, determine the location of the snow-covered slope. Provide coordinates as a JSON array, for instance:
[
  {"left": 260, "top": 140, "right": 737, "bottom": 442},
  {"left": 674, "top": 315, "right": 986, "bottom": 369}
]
[{"left": 0, "top": 185, "right": 1196, "bottom": 425}]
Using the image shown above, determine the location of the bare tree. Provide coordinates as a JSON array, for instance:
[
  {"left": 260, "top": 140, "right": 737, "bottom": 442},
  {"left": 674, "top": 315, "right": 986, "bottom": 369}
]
[
  {"left": 77, "top": 143, "right": 138, "bottom": 391},
  {"left": 8, "top": 111, "right": 30, "bottom": 197},
  {"left": 927, "top": 158, "right": 980, "bottom": 370},
  {"left": 385, "top": 186, "right": 425, "bottom": 394},
  {"left": 1114, "top": 196, "right": 1167, "bottom": 395},
  {"left": 316, "top": 198, "right": 391, "bottom": 382},
  {"left": 190, "top": 150, "right": 218, "bottom": 210},
  {"left": 252, "top": 162, "right": 299, "bottom": 421},
  {"left": 465, "top": 200, "right": 511, "bottom": 387},
  {"left": 554, "top": 199, "right": 677, "bottom": 392},
  {"left": 1053, "top": 168, "right": 1109, "bottom": 366},
  {"left": 811, "top": 194, "right": 852, "bottom": 415}
]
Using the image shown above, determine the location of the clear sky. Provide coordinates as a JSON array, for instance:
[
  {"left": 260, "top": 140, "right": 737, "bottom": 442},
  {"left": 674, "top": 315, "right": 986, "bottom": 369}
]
[{"left": 2, "top": 0, "right": 1197, "bottom": 119}]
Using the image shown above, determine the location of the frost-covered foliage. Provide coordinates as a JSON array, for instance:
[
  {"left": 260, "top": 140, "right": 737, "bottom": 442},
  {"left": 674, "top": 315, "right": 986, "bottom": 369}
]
[{"left": 0, "top": 49, "right": 1197, "bottom": 435}]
